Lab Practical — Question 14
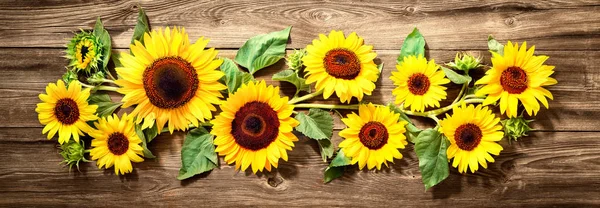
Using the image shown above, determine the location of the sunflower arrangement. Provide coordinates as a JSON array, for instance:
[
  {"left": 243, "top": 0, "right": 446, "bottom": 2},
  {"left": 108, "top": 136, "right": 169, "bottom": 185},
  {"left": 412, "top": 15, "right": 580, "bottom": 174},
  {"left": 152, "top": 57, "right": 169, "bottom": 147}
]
[{"left": 35, "top": 7, "right": 556, "bottom": 190}]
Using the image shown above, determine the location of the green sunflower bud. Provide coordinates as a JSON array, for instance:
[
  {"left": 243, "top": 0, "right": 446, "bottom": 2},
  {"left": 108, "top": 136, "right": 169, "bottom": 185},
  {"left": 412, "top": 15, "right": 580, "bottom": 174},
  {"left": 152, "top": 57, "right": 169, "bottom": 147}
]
[
  {"left": 86, "top": 71, "right": 106, "bottom": 86},
  {"left": 447, "top": 52, "right": 482, "bottom": 73},
  {"left": 286, "top": 49, "right": 306, "bottom": 71},
  {"left": 501, "top": 116, "right": 533, "bottom": 141},
  {"left": 59, "top": 140, "right": 90, "bottom": 171},
  {"left": 65, "top": 30, "right": 104, "bottom": 73},
  {"left": 62, "top": 70, "right": 79, "bottom": 85}
]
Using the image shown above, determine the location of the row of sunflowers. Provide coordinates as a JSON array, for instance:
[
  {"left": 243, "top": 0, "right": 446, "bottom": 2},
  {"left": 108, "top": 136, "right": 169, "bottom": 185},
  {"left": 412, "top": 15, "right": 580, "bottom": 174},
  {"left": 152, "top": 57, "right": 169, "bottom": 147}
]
[{"left": 36, "top": 8, "right": 555, "bottom": 189}]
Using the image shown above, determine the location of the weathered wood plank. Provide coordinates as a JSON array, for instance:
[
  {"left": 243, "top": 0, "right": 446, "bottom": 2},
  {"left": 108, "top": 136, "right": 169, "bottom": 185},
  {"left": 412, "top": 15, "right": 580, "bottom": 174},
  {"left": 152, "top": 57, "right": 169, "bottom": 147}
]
[
  {"left": 0, "top": 0, "right": 598, "bottom": 50},
  {"left": 0, "top": 48, "right": 596, "bottom": 131},
  {"left": 0, "top": 128, "right": 598, "bottom": 207}
]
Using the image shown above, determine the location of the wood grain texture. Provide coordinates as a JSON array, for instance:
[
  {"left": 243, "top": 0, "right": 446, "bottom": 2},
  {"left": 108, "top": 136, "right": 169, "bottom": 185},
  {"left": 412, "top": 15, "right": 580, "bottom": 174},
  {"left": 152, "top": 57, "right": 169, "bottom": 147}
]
[
  {"left": 0, "top": 0, "right": 598, "bottom": 207},
  {"left": 0, "top": 0, "right": 599, "bottom": 50}
]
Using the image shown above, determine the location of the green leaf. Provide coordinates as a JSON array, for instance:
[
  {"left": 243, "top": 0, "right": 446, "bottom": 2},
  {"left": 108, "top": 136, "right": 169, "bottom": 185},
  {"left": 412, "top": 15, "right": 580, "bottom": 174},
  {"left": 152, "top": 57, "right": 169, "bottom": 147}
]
[
  {"left": 323, "top": 149, "right": 352, "bottom": 183},
  {"left": 398, "top": 28, "right": 425, "bottom": 64},
  {"left": 62, "top": 70, "right": 78, "bottom": 85},
  {"left": 294, "top": 108, "right": 334, "bottom": 140},
  {"left": 488, "top": 35, "right": 504, "bottom": 56},
  {"left": 387, "top": 104, "right": 421, "bottom": 143},
  {"left": 135, "top": 124, "right": 156, "bottom": 159},
  {"left": 177, "top": 127, "right": 218, "bottom": 180},
  {"left": 317, "top": 139, "right": 334, "bottom": 162},
  {"left": 414, "top": 128, "right": 450, "bottom": 190},
  {"left": 220, "top": 58, "right": 255, "bottom": 93},
  {"left": 272, "top": 69, "right": 311, "bottom": 96},
  {"left": 441, "top": 66, "right": 472, "bottom": 84},
  {"left": 235, "top": 26, "right": 291, "bottom": 74},
  {"left": 131, "top": 7, "right": 150, "bottom": 44},
  {"left": 93, "top": 17, "right": 112, "bottom": 71},
  {"left": 377, "top": 63, "right": 384, "bottom": 73},
  {"left": 144, "top": 124, "right": 159, "bottom": 143},
  {"left": 87, "top": 93, "right": 122, "bottom": 118},
  {"left": 111, "top": 51, "right": 123, "bottom": 68}
]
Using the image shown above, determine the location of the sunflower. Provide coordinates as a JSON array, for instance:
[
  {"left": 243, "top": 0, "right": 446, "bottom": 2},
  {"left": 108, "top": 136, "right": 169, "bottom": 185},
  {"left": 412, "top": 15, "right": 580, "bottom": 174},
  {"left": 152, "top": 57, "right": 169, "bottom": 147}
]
[
  {"left": 391, "top": 55, "right": 450, "bottom": 112},
  {"left": 89, "top": 113, "right": 144, "bottom": 175},
  {"left": 338, "top": 103, "right": 408, "bottom": 170},
  {"left": 115, "top": 27, "right": 227, "bottom": 133},
  {"left": 302, "top": 30, "right": 379, "bottom": 103},
  {"left": 440, "top": 103, "right": 504, "bottom": 173},
  {"left": 35, "top": 80, "right": 98, "bottom": 144},
  {"left": 211, "top": 81, "right": 299, "bottom": 173},
  {"left": 475, "top": 41, "right": 557, "bottom": 118},
  {"left": 65, "top": 31, "right": 103, "bottom": 73}
]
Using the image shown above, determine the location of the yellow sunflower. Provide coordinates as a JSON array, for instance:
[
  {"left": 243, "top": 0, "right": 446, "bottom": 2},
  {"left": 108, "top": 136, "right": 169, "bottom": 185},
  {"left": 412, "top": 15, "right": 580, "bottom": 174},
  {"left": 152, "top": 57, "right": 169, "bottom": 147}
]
[
  {"left": 211, "top": 81, "right": 299, "bottom": 173},
  {"left": 475, "top": 41, "right": 557, "bottom": 118},
  {"left": 338, "top": 103, "right": 408, "bottom": 170},
  {"left": 440, "top": 103, "right": 504, "bottom": 173},
  {"left": 302, "top": 30, "right": 379, "bottom": 103},
  {"left": 115, "top": 27, "right": 227, "bottom": 133},
  {"left": 35, "top": 80, "right": 98, "bottom": 144},
  {"left": 89, "top": 113, "right": 144, "bottom": 175},
  {"left": 391, "top": 55, "right": 450, "bottom": 112}
]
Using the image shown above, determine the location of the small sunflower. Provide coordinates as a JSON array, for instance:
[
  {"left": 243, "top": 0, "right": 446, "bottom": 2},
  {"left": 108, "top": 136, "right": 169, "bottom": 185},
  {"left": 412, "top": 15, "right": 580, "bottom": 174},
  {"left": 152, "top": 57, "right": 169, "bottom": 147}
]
[
  {"left": 475, "top": 41, "right": 557, "bottom": 118},
  {"left": 35, "top": 80, "right": 98, "bottom": 144},
  {"left": 302, "top": 30, "right": 379, "bottom": 103},
  {"left": 65, "top": 31, "right": 103, "bottom": 73},
  {"left": 440, "top": 103, "right": 504, "bottom": 174},
  {"left": 211, "top": 81, "right": 299, "bottom": 173},
  {"left": 391, "top": 55, "right": 450, "bottom": 112},
  {"left": 338, "top": 103, "right": 408, "bottom": 170},
  {"left": 89, "top": 113, "right": 144, "bottom": 175},
  {"left": 115, "top": 27, "right": 227, "bottom": 133}
]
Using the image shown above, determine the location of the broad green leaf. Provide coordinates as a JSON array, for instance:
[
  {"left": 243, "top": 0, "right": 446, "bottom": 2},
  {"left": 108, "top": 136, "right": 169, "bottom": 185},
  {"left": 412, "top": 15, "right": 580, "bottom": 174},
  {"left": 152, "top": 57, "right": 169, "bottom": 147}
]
[
  {"left": 178, "top": 127, "right": 219, "bottom": 180},
  {"left": 414, "top": 128, "right": 450, "bottom": 190},
  {"left": 294, "top": 108, "right": 333, "bottom": 140},
  {"left": 135, "top": 124, "right": 156, "bottom": 159},
  {"left": 398, "top": 28, "right": 425, "bottom": 64},
  {"left": 441, "top": 66, "right": 472, "bottom": 84},
  {"left": 488, "top": 35, "right": 504, "bottom": 56},
  {"left": 388, "top": 104, "right": 421, "bottom": 143},
  {"left": 93, "top": 17, "right": 112, "bottom": 70},
  {"left": 317, "top": 139, "right": 334, "bottom": 162},
  {"left": 272, "top": 69, "right": 310, "bottom": 96},
  {"left": 87, "top": 93, "right": 122, "bottom": 118},
  {"left": 131, "top": 7, "right": 150, "bottom": 44},
  {"left": 220, "top": 58, "right": 254, "bottom": 93},
  {"left": 235, "top": 26, "right": 291, "bottom": 74},
  {"left": 323, "top": 149, "right": 352, "bottom": 183}
]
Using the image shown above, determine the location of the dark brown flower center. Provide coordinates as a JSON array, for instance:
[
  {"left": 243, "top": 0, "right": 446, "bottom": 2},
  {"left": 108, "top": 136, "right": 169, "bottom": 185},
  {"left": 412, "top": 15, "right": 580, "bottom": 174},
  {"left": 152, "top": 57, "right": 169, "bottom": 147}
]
[
  {"left": 500, "top": 66, "right": 528, "bottom": 94},
  {"left": 143, "top": 57, "right": 198, "bottom": 109},
  {"left": 54, "top": 98, "right": 80, "bottom": 125},
  {"left": 454, "top": 123, "right": 482, "bottom": 151},
  {"left": 80, "top": 46, "right": 89, "bottom": 62},
  {"left": 359, "top": 122, "right": 388, "bottom": 150},
  {"left": 231, "top": 101, "right": 280, "bottom": 150},
  {"left": 323, "top": 49, "right": 361, "bottom": 80},
  {"left": 408, "top": 73, "right": 430, "bottom": 95},
  {"left": 107, "top": 132, "right": 129, "bottom": 155}
]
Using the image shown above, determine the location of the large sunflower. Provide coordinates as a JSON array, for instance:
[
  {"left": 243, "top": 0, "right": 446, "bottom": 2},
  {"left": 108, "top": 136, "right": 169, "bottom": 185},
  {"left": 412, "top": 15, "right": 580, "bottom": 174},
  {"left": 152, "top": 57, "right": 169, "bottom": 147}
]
[
  {"left": 89, "top": 113, "right": 144, "bottom": 175},
  {"left": 475, "top": 41, "right": 557, "bottom": 118},
  {"left": 338, "top": 103, "right": 408, "bottom": 170},
  {"left": 440, "top": 103, "right": 504, "bottom": 173},
  {"left": 115, "top": 27, "right": 226, "bottom": 133},
  {"left": 391, "top": 55, "right": 450, "bottom": 112},
  {"left": 211, "top": 81, "right": 299, "bottom": 173},
  {"left": 35, "top": 80, "right": 98, "bottom": 144},
  {"left": 302, "top": 30, "right": 379, "bottom": 103}
]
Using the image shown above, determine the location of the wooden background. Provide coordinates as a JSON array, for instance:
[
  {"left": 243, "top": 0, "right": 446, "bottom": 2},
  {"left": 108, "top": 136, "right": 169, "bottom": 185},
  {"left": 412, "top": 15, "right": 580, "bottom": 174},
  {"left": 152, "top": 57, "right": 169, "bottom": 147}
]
[{"left": 1, "top": 0, "right": 599, "bottom": 207}]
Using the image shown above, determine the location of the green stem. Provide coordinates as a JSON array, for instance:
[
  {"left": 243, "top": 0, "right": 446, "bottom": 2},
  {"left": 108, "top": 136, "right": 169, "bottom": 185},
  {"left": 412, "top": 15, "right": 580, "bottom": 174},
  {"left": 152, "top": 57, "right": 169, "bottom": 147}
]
[
  {"left": 465, "top": 94, "right": 485, "bottom": 99},
  {"left": 408, "top": 98, "right": 485, "bottom": 117},
  {"left": 95, "top": 85, "right": 120, "bottom": 92},
  {"left": 293, "top": 103, "right": 359, "bottom": 110},
  {"left": 77, "top": 81, "right": 94, "bottom": 88},
  {"left": 106, "top": 71, "right": 117, "bottom": 81},
  {"left": 159, "top": 123, "right": 213, "bottom": 133},
  {"left": 452, "top": 83, "right": 468, "bottom": 104},
  {"left": 101, "top": 78, "right": 116, "bottom": 84},
  {"left": 288, "top": 90, "right": 323, "bottom": 104}
]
